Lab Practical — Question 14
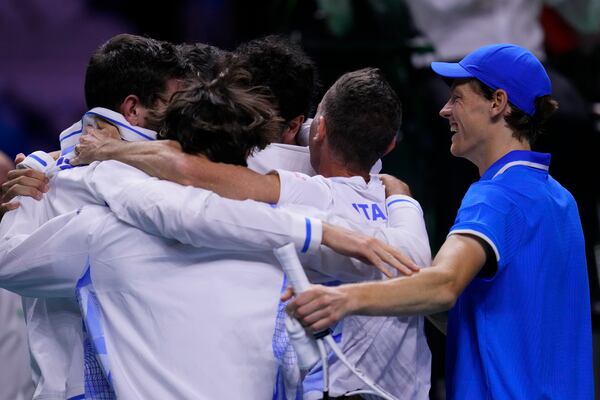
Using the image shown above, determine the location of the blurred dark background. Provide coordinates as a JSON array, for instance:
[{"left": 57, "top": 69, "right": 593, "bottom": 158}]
[{"left": 0, "top": 1, "right": 598, "bottom": 398}]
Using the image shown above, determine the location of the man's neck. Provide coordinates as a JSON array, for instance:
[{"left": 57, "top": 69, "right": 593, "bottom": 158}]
[
  {"left": 318, "top": 152, "right": 370, "bottom": 181},
  {"left": 474, "top": 129, "right": 531, "bottom": 176}
]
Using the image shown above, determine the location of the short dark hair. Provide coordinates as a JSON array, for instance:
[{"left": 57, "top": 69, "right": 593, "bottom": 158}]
[
  {"left": 84, "top": 34, "right": 188, "bottom": 111},
  {"left": 178, "top": 42, "right": 228, "bottom": 82},
  {"left": 234, "top": 35, "right": 319, "bottom": 123},
  {"left": 471, "top": 79, "right": 559, "bottom": 144},
  {"left": 322, "top": 68, "right": 401, "bottom": 171},
  {"left": 158, "top": 65, "right": 284, "bottom": 166}
]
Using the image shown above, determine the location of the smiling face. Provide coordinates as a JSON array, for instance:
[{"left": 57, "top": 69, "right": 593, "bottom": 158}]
[{"left": 439, "top": 80, "right": 493, "bottom": 163}]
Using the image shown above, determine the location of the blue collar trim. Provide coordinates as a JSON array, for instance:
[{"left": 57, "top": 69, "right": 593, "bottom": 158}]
[{"left": 481, "top": 150, "right": 551, "bottom": 181}]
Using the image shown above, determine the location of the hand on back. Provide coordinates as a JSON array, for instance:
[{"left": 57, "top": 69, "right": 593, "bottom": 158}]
[{"left": 379, "top": 174, "right": 411, "bottom": 197}]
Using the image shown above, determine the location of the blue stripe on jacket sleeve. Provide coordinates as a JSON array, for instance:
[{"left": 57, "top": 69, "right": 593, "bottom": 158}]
[
  {"left": 28, "top": 153, "right": 47, "bottom": 167},
  {"left": 301, "top": 218, "right": 311, "bottom": 253},
  {"left": 387, "top": 198, "right": 414, "bottom": 208}
]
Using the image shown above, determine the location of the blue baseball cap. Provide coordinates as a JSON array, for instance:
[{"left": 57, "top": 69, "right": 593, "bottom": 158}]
[{"left": 431, "top": 44, "right": 551, "bottom": 116}]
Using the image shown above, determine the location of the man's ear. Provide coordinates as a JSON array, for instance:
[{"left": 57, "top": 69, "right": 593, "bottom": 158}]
[
  {"left": 119, "top": 95, "right": 142, "bottom": 126},
  {"left": 383, "top": 136, "right": 397, "bottom": 156},
  {"left": 314, "top": 115, "right": 326, "bottom": 142},
  {"left": 490, "top": 89, "right": 509, "bottom": 118},
  {"left": 281, "top": 115, "right": 305, "bottom": 145}
]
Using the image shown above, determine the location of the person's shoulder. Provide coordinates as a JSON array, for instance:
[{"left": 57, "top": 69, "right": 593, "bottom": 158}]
[
  {"left": 277, "top": 168, "right": 313, "bottom": 181},
  {"left": 93, "top": 159, "right": 151, "bottom": 178},
  {"left": 462, "top": 179, "right": 513, "bottom": 205},
  {"left": 51, "top": 162, "right": 97, "bottom": 181},
  {"left": 280, "top": 170, "right": 332, "bottom": 191},
  {"left": 459, "top": 180, "right": 531, "bottom": 226},
  {"left": 547, "top": 175, "right": 576, "bottom": 201},
  {"left": 250, "top": 144, "right": 313, "bottom": 175},
  {"left": 496, "top": 169, "right": 574, "bottom": 212}
]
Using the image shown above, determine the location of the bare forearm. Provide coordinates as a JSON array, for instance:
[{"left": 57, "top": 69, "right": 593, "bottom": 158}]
[
  {"left": 344, "top": 266, "right": 458, "bottom": 316},
  {"left": 343, "top": 234, "right": 487, "bottom": 317},
  {"left": 290, "top": 235, "right": 485, "bottom": 332}
]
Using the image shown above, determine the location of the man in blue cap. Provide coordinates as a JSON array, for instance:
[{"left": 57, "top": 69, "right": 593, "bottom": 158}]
[{"left": 287, "top": 43, "right": 594, "bottom": 398}]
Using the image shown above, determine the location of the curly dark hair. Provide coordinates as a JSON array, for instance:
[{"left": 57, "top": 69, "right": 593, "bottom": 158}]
[
  {"left": 471, "top": 79, "right": 559, "bottom": 144},
  {"left": 322, "top": 68, "right": 402, "bottom": 171},
  {"left": 235, "top": 35, "right": 319, "bottom": 123},
  {"left": 158, "top": 65, "right": 284, "bottom": 166},
  {"left": 84, "top": 34, "right": 189, "bottom": 111}
]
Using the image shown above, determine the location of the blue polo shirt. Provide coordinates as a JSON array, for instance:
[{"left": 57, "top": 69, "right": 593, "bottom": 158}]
[{"left": 446, "top": 150, "right": 593, "bottom": 399}]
